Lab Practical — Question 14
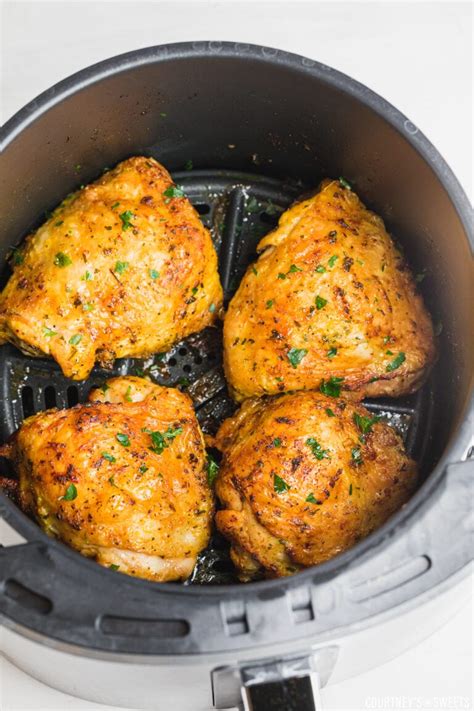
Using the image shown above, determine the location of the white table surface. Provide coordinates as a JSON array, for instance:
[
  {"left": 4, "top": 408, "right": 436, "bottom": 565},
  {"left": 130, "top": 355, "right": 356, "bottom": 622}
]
[{"left": 1, "top": 1, "right": 472, "bottom": 710}]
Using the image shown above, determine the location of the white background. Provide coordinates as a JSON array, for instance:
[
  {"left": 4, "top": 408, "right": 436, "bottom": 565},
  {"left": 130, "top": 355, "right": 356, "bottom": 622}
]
[{"left": 0, "top": 1, "right": 472, "bottom": 710}]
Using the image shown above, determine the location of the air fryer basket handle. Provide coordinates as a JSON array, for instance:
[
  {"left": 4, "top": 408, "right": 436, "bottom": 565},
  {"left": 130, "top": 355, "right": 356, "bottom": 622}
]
[{"left": 239, "top": 657, "right": 322, "bottom": 711}]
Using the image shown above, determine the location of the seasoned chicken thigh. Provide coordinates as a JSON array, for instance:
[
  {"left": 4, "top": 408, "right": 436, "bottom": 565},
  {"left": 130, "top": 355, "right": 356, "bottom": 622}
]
[
  {"left": 0, "top": 157, "right": 223, "bottom": 379},
  {"left": 214, "top": 391, "right": 416, "bottom": 580},
  {"left": 2, "top": 376, "right": 213, "bottom": 581},
  {"left": 224, "top": 180, "right": 435, "bottom": 401}
]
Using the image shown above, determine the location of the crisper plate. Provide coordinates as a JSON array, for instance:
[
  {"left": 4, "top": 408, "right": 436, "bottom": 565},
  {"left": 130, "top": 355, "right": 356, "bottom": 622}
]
[{"left": 0, "top": 170, "right": 434, "bottom": 584}]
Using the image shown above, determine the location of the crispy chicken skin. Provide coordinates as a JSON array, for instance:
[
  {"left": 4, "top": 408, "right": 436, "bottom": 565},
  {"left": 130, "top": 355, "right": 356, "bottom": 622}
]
[
  {"left": 214, "top": 391, "right": 416, "bottom": 580},
  {"left": 2, "top": 376, "right": 213, "bottom": 581},
  {"left": 0, "top": 157, "right": 223, "bottom": 380},
  {"left": 223, "top": 180, "right": 435, "bottom": 401}
]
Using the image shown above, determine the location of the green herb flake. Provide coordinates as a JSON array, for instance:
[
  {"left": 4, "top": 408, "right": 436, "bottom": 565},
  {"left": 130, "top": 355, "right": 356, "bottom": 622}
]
[
  {"left": 320, "top": 376, "right": 344, "bottom": 398},
  {"left": 272, "top": 438, "right": 282, "bottom": 447},
  {"left": 116, "top": 433, "right": 131, "bottom": 447},
  {"left": 386, "top": 349, "right": 394, "bottom": 356},
  {"left": 339, "top": 176, "right": 352, "bottom": 190},
  {"left": 325, "top": 408, "right": 336, "bottom": 417},
  {"left": 55, "top": 220, "right": 64, "bottom": 227},
  {"left": 209, "top": 303, "right": 216, "bottom": 313},
  {"left": 206, "top": 455, "right": 219, "bottom": 486},
  {"left": 115, "top": 261, "right": 129, "bottom": 275},
  {"left": 100, "top": 383, "right": 109, "bottom": 393},
  {"left": 60, "top": 483, "right": 77, "bottom": 501},
  {"left": 163, "top": 186, "right": 185, "bottom": 201},
  {"left": 327, "top": 347, "right": 337, "bottom": 359},
  {"left": 386, "top": 351, "right": 406, "bottom": 372},
  {"left": 315, "top": 265, "right": 326, "bottom": 273},
  {"left": 144, "top": 426, "right": 182, "bottom": 454},
  {"left": 43, "top": 326, "right": 57, "bottom": 338},
  {"left": 124, "top": 386, "right": 133, "bottom": 402},
  {"left": 54, "top": 252, "right": 72, "bottom": 267},
  {"left": 351, "top": 447, "right": 363, "bottom": 466},
  {"left": 109, "top": 564, "right": 120, "bottom": 571},
  {"left": 11, "top": 249, "right": 24, "bottom": 266},
  {"left": 82, "top": 271, "right": 93, "bottom": 281},
  {"left": 315, "top": 295, "right": 327, "bottom": 310},
  {"left": 150, "top": 269, "right": 160, "bottom": 280},
  {"left": 102, "top": 452, "right": 116, "bottom": 463},
  {"left": 349, "top": 483, "right": 353, "bottom": 495},
  {"left": 277, "top": 272, "right": 287, "bottom": 280},
  {"left": 251, "top": 265, "right": 258, "bottom": 275},
  {"left": 415, "top": 269, "right": 427, "bottom": 283},
  {"left": 306, "top": 493, "right": 319, "bottom": 504},
  {"left": 119, "top": 210, "right": 134, "bottom": 231},
  {"left": 111, "top": 201, "right": 120, "bottom": 210},
  {"left": 328, "top": 254, "right": 339, "bottom": 268},
  {"left": 139, "top": 464, "right": 149, "bottom": 473},
  {"left": 287, "top": 348, "right": 308, "bottom": 369},
  {"left": 69, "top": 334, "right": 82, "bottom": 346},
  {"left": 353, "top": 412, "right": 380, "bottom": 436},
  {"left": 306, "top": 437, "right": 330, "bottom": 460},
  {"left": 273, "top": 474, "right": 290, "bottom": 493},
  {"left": 184, "top": 159, "right": 193, "bottom": 171},
  {"left": 246, "top": 196, "right": 260, "bottom": 213},
  {"left": 83, "top": 303, "right": 94, "bottom": 312},
  {"left": 266, "top": 299, "right": 274, "bottom": 309},
  {"left": 288, "top": 264, "right": 302, "bottom": 273}
]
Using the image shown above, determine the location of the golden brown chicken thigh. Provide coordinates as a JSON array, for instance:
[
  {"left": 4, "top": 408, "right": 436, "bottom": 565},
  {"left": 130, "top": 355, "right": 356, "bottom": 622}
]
[
  {"left": 224, "top": 180, "right": 435, "bottom": 401},
  {"left": 2, "top": 376, "right": 213, "bottom": 581},
  {"left": 0, "top": 157, "right": 223, "bottom": 380},
  {"left": 214, "top": 391, "right": 416, "bottom": 580}
]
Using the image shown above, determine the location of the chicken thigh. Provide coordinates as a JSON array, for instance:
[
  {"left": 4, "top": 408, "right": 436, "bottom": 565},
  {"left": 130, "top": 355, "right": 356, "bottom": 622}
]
[
  {"left": 1, "top": 376, "right": 213, "bottom": 581},
  {"left": 0, "top": 157, "right": 223, "bottom": 380},
  {"left": 224, "top": 179, "right": 435, "bottom": 401},
  {"left": 214, "top": 391, "right": 416, "bottom": 580}
]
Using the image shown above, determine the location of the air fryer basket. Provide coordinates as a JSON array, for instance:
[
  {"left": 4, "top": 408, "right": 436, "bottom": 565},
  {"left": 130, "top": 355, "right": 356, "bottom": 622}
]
[{"left": 0, "top": 43, "right": 472, "bottom": 669}]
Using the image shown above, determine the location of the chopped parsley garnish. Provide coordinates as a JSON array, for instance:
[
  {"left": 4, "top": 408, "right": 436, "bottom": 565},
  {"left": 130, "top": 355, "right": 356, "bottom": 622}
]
[
  {"left": 54, "top": 252, "right": 72, "bottom": 267},
  {"left": 288, "top": 264, "right": 302, "bottom": 273},
  {"left": 209, "top": 303, "right": 216, "bottom": 313},
  {"left": 184, "top": 159, "right": 193, "bottom": 171},
  {"left": 109, "top": 564, "right": 120, "bottom": 571},
  {"left": 386, "top": 351, "right": 406, "bottom": 372},
  {"left": 82, "top": 271, "right": 93, "bottom": 281},
  {"left": 246, "top": 196, "right": 260, "bottom": 213},
  {"left": 150, "top": 269, "right": 160, "bottom": 280},
  {"left": 386, "top": 349, "right": 394, "bottom": 356},
  {"left": 139, "top": 464, "right": 148, "bottom": 473},
  {"left": 55, "top": 220, "right": 64, "bottom": 227},
  {"left": 328, "top": 254, "right": 339, "bottom": 268},
  {"left": 273, "top": 474, "right": 290, "bottom": 493},
  {"left": 143, "top": 426, "right": 182, "bottom": 454},
  {"left": 287, "top": 348, "right": 308, "bottom": 368},
  {"left": 124, "top": 386, "right": 133, "bottom": 402},
  {"left": 119, "top": 210, "right": 134, "bottom": 230},
  {"left": 415, "top": 269, "right": 427, "bottom": 283},
  {"left": 278, "top": 272, "right": 287, "bottom": 279},
  {"left": 306, "top": 437, "right": 329, "bottom": 460},
  {"left": 206, "top": 455, "right": 219, "bottom": 486},
  {"left": 315, "top": 295, "right": 327, "bottom": 310},
  {"left": 306, "top": 493, "right": 319, "bottom": 504},
  {"left": 339, "top": 177, "right": 352, "bottom": 190},
  {"left": 320, "top": 376, "right": 344, "bottom": 397},
  {"left": 69, "top": 334, "right": 82, "bottom": 346},
  {"left": 116, "top": 433, "right": 131, "bottom": 447},
  {"left": 163, "top": 186, "right": 185, "bottom": 201},
  {"left": 325, "top": 408, "right": 336, "bottom": 417},
  {"left": 111, "top": 201, "right": 120, "bottom": 210},
  {"left": 83, "top": 303, "right": 94, "bottom": 312},
  {"left": 251, "top": 265, "right": 258, "bottom": 275},
  {"left": 115, "top": 261, "right": 129, "bottom": 275},
  {"left": 60, "top": 483, "right": 77, "bottom": 501},
  {"left": 349, "top": 483, "right": 353, "bottom": 495},
  {"left": 266, "top": 299, "right": 274, "bottom": 309},
  {"left": 102, "top": 452, "right": 116, "bottom": 463},
  {"left": 353, "top": 412, "right": 380, "bottom": 435},
  {"left": 11, "top": 249, "right": 24, "bottom": 266},
  {"left": 272, "top": 438, "right": 282, "bottom": 447},
  {"left": 351, "top": 447, "right": 363, "bottom": 466},
  {"left": 43, "top": 326, "right": 57, "bottom": 338},
  {"left": 315, "top": 265, "right": 326, "bottom": 273},
  {"left": 100, "top": 383, "right": 109, "bottom": 393},
  {"left": 327, "top": 347, "right": 337, "bottom": 359}
]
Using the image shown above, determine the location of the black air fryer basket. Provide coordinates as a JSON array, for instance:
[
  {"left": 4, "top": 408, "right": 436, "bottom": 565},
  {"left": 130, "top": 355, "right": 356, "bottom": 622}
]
[{"left": 0, "top": 41, "right": 472, "bottom": 704}]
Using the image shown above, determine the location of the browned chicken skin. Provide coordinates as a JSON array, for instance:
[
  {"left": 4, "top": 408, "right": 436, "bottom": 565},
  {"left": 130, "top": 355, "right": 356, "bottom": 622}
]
[
  {"left": 2, "top": 376, "right": 213, "bottom": 581},
  {"left": 214, "top": 391, "right": 416, "bottom": 580},
  {"left": 224, "top": 180, "right": 435, "bottom": 402},
  {"left": 0, "top": 157, "right": 223, "bottom": 380}
]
